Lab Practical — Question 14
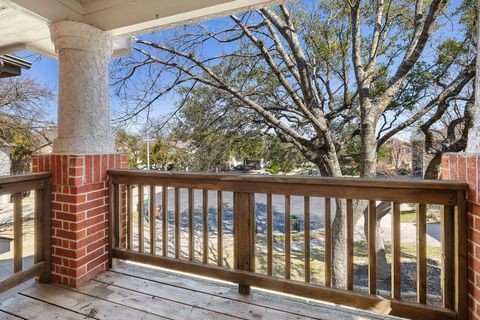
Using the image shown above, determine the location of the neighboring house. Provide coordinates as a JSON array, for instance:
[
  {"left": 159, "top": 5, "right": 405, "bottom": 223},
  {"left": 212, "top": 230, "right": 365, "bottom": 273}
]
[
  {"left": 0, "top": 54, "right": 31, "bottom": 204},
  {"left": 382, "top": 137, "right": 413, "bottom": 171},
  {"left": 0, "top": 139, "right": 12, "bottom": 204}
]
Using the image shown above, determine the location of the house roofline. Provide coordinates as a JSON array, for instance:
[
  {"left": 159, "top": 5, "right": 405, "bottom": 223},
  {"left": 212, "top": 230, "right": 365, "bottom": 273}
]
[{"left": 0, "top": 54, "right": 32, "bottom": 78}]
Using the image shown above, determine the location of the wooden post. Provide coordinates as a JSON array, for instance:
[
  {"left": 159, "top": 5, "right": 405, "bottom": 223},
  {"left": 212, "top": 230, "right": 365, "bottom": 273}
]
[
  {"left": 108, "top": 178, "right": 114, "bottom": 268},
  {"left": 234, "top": 192, "right": 255, "bottom": 294}
]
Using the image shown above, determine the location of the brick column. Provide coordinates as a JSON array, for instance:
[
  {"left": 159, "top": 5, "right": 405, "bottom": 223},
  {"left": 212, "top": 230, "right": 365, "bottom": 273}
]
[
  {"left": 32, "top": 153, "right": 127, "bottom": 287},
  {"left": 441, "top": 153, "right": 479, "bottom": 319}
]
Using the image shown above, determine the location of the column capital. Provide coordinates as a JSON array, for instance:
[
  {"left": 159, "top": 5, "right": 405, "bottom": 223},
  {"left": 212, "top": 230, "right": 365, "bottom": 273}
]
[{"left": 50, "top": 20, "right": 113, "bottom": 58}]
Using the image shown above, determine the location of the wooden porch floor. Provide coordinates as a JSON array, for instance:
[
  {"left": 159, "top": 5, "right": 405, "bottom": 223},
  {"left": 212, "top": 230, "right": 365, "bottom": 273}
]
[{"left": 0, "top": 263, "right": 402, "bottom": 320}]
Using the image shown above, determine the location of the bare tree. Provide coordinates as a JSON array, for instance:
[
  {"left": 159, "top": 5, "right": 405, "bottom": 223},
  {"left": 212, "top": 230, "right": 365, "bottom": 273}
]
[
  {"left": 0, "top": 75, "right": 55, "bottom": 174},
  {"left": 112, "top": 0, "right": 476, "bottom": 287}
]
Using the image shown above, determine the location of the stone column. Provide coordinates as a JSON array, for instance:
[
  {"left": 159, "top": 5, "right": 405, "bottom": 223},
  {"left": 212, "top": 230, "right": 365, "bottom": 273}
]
[
  {"left": 49, "top": 20, "right": 113, "bottom": 154},
  {"left": 31, "top": 21, "right": 127, "bottom": 288}
]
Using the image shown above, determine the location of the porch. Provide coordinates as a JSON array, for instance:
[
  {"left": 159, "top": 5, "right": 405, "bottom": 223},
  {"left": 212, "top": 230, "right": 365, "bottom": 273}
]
[
  {"left": 0, "top": 1, "right": 475, "bottom": 319},
  {"left": 0, "top": 262, "right": 399, "bottom": 320},
  {"left": 0, "top": 169, "right": 468, "bottom": 320}
]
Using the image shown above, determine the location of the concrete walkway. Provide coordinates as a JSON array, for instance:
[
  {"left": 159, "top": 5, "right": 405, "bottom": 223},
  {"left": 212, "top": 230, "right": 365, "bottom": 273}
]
[{"left": 355, "top": 214, "right": 441, "bottom": 246}]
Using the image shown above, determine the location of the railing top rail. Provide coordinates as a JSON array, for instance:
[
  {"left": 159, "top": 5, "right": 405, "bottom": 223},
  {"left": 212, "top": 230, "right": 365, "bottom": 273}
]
[
  {"left": 108, "top": 169, "right": 467, "bottom": 191},
  {"left": 0, "top": 173, "right": 51, "bottom": 184},
  {"left": 0, "top": 173, "right": 51, "bottom": 196}
]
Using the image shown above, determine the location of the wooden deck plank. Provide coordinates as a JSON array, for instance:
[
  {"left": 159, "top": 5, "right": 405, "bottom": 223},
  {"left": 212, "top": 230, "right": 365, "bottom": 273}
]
[
  {"left": 0, "top": 310, "right": 24, "bottom": 319},
  {"left": 95, "top": 271, "right": 315, "bottom": 320},
  {"left": 110, "top": 264, "right": 394, "bottom": 320},
  {"left": 74, "top": 278, "right": 240, "bottom": 320},
  {"left": 108, "top": 264, "right": 394, "bottom": 320},
  {"left": 19, "top": 283, "right": 163, "bottom": 320},
  {"left": 0, "top": 263, "right": 402, "bottom": 320},
  {"left": 0, "top": 294, "right": 88, "bottom": 320}
]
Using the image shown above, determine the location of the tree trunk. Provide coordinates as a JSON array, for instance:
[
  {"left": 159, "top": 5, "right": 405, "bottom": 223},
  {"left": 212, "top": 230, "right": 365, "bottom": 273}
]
[
  {"left": 331, "top": 199, "right": 347, "bottom": 288},
  {"left": 363, "top": 201, "right": 392, "bottom": 280},
  {"left": 360, "top": 119, "right": 378, "bottom": 178},
  {"left": 424, "top": 153, "right": 441, "bottom": 179},
  {"left": 359, "top": 117, "right": 390, "bottom": 280}
]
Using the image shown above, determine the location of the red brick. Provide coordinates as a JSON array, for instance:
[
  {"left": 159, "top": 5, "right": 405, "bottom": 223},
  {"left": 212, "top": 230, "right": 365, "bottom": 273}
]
[
  {"left": 85, "top": 155, "right": 93, "bottom": 183},
  {"left": 101, "top": 155, "right": 108, "bottom": 180},
  {"left": 86, "top": 221, "right": 109, "bottom": 236},
  {"left": 450, "top": 154, "right": 458, "bottom": 180},
  {"left": 86, "top": 204, "right": 109, "bottom": 218},
  {"left": 86, "top": 189, "right": 108, "bottom": 201},
  {"left": 468, "top": 156, "right": 478, "bottom": 203},
  {"left": 93, "top": 155, "right": 101, "bottom": 182},
  {"left": 108, "top": 154, "right": 114, "bottom": 168},
  {"left": 459, "top": 155, "right": 467, "bottom": 181},
  {"left": 77, "top": 198, "right": 104, "bottom": 212},
  {"left": 32, "top": 153, "right": 127, "bottom": 288}
]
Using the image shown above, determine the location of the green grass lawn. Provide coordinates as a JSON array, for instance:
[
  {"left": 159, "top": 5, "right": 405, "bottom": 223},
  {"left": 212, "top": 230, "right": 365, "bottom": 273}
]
[{"left": 400, "top": 209, "right": 416, "bottom": 223}]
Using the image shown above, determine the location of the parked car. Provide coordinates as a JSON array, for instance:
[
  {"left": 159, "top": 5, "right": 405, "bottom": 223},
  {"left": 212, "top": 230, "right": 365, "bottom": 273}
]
[{"left": 233, "top": 164, "right": 250, "bottom": 172}]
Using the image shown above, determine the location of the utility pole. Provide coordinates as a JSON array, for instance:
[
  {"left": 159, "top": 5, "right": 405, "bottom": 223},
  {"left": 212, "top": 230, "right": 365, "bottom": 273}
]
[{"left": 146, "top": 134, "right": 151, "bottom": 170}]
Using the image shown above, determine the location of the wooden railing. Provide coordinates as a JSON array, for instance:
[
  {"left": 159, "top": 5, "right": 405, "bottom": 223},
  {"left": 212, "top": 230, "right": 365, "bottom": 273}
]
[
  {"left": 0, "top": 173, "right": 51, "bottom": 293},
  {"left": 108, "top": 169, "right": 467, "bottom": 320}
]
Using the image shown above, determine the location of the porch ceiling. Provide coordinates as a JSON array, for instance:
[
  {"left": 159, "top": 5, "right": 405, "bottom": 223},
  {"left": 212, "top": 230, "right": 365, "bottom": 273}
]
[{"left": 0, "top": 0, "right": 285, "bottom": 58}]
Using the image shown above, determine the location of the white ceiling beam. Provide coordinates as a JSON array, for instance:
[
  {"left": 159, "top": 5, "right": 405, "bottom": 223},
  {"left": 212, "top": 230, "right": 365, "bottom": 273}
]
[
  {"left": 82, "top": 0, "right": 232, "bottom": 37},
  {"left": 2, "top": 0, "right": 288, "bottom": 57},
  {"left": 3, "top": 0, "right": 82, "bottom": 22},
  {"left": 83, "top": 0, "right": 287, "bottom": 37}
]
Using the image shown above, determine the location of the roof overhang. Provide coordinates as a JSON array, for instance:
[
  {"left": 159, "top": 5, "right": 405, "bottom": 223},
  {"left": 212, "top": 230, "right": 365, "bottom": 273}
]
[
  {"left": 0, "top": 54, "right": 31, "bottom": 78},
  {"left": 0, "top": 0, "right": 286, "bottom": 58}
]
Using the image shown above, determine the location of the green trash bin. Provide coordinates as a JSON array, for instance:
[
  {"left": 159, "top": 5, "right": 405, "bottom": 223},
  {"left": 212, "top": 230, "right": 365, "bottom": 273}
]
[{"left": 290, "top": 214, "right": 300, "bottom": 233}]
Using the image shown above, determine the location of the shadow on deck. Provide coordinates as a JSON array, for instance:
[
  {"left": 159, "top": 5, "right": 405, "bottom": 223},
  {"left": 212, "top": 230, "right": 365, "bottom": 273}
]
[{"left": 0, "top": 262, "right": 403, "bottom": 320}]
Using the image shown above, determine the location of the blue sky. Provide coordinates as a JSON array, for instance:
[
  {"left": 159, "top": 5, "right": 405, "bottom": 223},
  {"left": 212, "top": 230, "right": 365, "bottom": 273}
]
[{"left": 17, "top": 0, "right": 468, "bottom": 138}]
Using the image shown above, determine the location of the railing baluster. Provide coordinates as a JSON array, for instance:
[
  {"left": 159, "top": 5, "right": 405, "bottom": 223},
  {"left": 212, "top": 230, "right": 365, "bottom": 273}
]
[
  {"left": 441, "top": 205, "right": 454, "bottom": 309},
  {"left": 417, "top": 203, "right": 427, "bottom": 304},
  {"left": 150, "top": 186, "right": 156, "bottom": 255},
  {"left": 346, "top": 199, "right": 353, "bottom": 290},
  {"left": 324, "top": 198, "right": 331, "bottom": 287},
  {"left": 162, "top": 186, "right": 168, "bottom": 256},
  {"left": 267, "top": 194, "right": 273, "bottom": 276},
  {"left": 203, "top": 189, "right": 208, "bottom": 264},
  {"left": 304, "top": 196, "right": 310, "bottom": 283},
  {"left": 138, "top": 185, "right": 144, "bottom": 253},
  {"left": 34, "top": 189, "right": 43, "bottom": 265},
  {"left": 13, "top": 193, "right": 22, "bottom": 273},
  {"left": 455, "top": 191, "right": 468, "bottom": 319},
  {"left": 113, "top": 184, "right": 121, "bottom": 249},
  {"left": 285, "top": 195, "right": 291, "bottom": 280},
  {"left": 392, "top": 202, "right": 401, "bottom": 299},
  {"left": 188, "top": 188, "right": 194, "bottom": 261},
  {"left": 175, "top": 187, "right": 181, "bottom": 259},
  {"left": 108, "top": 179, "right": 114, "bottom": 268},
  {"left": 127, "top": 185, "right": 133, "bottom": 250},
  {"left": 42, "top": 178, "right": 52, "bottom": 282},
  {"left": 368, "top": 200, "right": 376, "bottom": 294},
  {"left": 217, "top": 190, "right": 223, "bottom": 267}
]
